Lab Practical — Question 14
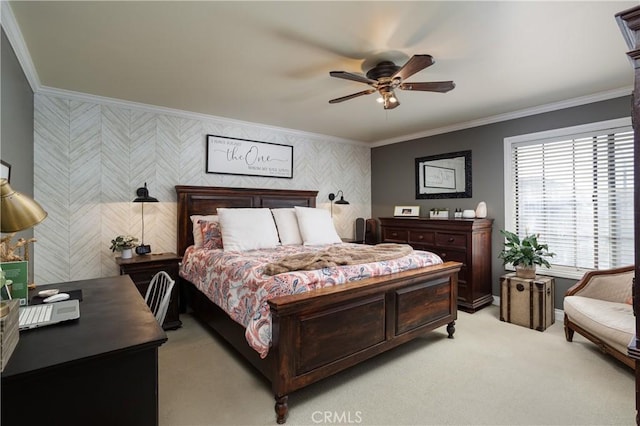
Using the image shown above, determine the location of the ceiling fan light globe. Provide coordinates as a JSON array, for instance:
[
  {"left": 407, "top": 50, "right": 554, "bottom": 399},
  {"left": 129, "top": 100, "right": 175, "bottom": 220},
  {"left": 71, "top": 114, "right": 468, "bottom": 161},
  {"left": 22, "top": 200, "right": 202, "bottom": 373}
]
[{"left": 376, "top": 97, "right": 383, "bottom": 103}]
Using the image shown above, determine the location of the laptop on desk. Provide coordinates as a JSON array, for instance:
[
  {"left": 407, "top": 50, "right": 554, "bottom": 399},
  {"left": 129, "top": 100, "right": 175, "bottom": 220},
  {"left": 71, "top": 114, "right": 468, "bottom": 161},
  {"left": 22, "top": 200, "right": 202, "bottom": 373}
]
[{"left": 18, "top": 300, "right": 80, "bottom": 331}]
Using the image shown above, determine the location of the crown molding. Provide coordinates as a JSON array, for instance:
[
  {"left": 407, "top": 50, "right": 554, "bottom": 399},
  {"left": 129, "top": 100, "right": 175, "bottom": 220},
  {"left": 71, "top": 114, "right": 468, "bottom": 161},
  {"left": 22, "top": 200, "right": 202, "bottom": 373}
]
[
  {"left": 1, "top": 1, "right": 40, "bottom": 91},
  {"left": 37, "top": 85, "right": 368, "bottom": 147},
  {"left": 371, "top": 86, "right": 633, "bottom": 147}
]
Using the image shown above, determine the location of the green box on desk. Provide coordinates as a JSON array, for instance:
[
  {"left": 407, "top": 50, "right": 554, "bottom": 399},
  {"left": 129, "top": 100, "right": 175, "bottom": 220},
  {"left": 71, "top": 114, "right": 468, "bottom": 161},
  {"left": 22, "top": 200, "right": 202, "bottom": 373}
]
[{"left": 0, "top": 261, "right": 28, "bottom": 306}]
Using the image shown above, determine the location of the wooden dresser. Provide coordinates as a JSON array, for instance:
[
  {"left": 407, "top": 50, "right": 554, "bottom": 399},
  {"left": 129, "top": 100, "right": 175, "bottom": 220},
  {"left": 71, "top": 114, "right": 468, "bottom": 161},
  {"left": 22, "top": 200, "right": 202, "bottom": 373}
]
[{"left": 379, "top": 217, "right": 494, "bottom": 312}]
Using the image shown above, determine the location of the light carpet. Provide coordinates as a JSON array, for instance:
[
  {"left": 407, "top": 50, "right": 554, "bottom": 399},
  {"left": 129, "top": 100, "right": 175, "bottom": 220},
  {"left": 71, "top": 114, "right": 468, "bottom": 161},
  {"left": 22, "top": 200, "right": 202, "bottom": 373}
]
[{"left": 158, "top": 305, "right": 634, "bottom": 425}]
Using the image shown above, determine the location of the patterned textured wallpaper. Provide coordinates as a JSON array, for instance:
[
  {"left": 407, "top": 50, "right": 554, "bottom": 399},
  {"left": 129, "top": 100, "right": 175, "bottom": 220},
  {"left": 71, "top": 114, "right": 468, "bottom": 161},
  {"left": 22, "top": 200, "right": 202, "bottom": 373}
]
[{"left": 33, "top": 94, "right": 371, "bottom": 284}]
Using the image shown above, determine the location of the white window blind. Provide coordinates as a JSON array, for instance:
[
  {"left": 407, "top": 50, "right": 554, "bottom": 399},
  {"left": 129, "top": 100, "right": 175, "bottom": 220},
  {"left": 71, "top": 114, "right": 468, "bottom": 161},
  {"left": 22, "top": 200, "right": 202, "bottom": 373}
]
[{"left": 504, "top": 118, "right": 634, "bottom": 279}]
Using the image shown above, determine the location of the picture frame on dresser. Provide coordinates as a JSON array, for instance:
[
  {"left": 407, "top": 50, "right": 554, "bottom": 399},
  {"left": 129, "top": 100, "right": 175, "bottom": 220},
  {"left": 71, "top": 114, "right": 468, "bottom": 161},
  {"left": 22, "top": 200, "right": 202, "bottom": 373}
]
[
  {"left": 394, "top": 206, "right": 420, "bottom": 217},
  {"left": 415, "top": 150, "right": 472, "bottom": 199}
]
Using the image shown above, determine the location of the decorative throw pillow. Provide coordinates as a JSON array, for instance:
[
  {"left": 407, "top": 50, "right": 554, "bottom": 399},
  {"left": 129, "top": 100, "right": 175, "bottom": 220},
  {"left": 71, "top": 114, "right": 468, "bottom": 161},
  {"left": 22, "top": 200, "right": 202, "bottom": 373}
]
[
  {"left": 190, "top": 214, "right": 218, "bottom": 248},
  {"left": 294, "top": 206, "right": 342, "bottom": 245},
  {"left": 217, "top": 208, "right": 280, "bottom": 251},
  {"left": 271, "top": 208, "right": 303, "bottom": 245},
  {"left": 199, "top": 220, "right": 223, "bottom": 250}
]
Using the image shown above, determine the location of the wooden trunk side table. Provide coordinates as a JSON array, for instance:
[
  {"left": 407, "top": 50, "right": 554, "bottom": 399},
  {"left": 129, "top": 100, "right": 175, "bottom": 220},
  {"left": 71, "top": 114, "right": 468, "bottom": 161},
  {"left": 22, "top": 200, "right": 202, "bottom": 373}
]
[{"left": 500, "top": 273, "right": 555, "bottom": 331}]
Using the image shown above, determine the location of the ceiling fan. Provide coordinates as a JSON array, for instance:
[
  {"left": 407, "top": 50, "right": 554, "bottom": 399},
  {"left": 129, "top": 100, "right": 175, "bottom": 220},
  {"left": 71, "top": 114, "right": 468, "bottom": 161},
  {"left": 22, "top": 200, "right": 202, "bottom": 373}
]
[{"left": 328, "top": 54, "right": 455, "bottom": 110}]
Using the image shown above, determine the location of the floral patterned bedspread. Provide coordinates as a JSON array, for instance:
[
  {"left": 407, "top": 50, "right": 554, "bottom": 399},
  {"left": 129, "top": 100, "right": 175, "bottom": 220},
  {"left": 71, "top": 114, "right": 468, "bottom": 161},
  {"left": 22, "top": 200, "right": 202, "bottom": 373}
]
[{"left": 179, "top": 243, "right": 442, "bottom": 358}]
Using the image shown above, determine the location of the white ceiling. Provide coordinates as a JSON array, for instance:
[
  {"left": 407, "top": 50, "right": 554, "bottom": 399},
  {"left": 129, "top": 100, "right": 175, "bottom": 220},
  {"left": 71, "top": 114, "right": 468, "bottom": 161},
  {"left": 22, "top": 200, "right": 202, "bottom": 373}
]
[{"left": 6, "top": 1, "right": 637, "bottom": 145}]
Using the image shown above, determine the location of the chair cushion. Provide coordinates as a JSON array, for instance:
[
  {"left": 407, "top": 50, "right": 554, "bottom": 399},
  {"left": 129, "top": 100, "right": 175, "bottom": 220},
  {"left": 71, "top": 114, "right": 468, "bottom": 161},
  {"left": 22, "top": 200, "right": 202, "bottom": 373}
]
[{"left": 564, "top": 295, "right": 635, "bottom": 355}]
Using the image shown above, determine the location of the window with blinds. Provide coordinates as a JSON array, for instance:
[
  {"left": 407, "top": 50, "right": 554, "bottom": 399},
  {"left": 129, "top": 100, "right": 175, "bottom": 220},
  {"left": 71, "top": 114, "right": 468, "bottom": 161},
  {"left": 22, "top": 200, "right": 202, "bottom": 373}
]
[{"left": 504, "top": 117, "right": 634, "bottom": 279}]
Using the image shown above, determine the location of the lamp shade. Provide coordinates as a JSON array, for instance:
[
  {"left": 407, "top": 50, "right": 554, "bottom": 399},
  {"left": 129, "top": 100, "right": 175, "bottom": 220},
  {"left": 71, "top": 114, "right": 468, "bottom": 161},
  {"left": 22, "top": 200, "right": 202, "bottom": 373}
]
[
  {"left": 132, "top": 183, "right": 158, "bottom": 203},
  {"left": 335, "top": 195, "right": 349, "bottom": 205},
  {"left": 329, "top": 190, "right": 349, "bottom": 205},
  {"left": 0, "top": 178, "right": 48, "bottom": 233}
]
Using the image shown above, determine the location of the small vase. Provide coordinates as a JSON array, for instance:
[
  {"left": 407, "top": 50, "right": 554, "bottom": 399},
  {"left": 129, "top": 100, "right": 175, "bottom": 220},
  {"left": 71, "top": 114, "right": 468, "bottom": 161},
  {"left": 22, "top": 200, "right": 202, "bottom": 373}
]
[
  {"left": 475, "top": 201, "right": 487, "bottom": 218},
  {"left": 121, "top": 248, "right": 133, "bottom": 260},
  {"left": 515, "top": 265, "right": 536, "bottom": 279}
]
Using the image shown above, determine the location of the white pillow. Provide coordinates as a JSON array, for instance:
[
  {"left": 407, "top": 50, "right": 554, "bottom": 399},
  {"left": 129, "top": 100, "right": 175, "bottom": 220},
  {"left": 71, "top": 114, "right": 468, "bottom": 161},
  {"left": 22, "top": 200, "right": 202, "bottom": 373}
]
[
  {"left": 271, "top": 208, "right": 303, "bottom": 245},
  {"left": 217, "top": 208, "right": 280, "bottom": 251},
  {"left": 190, "top": 214, "right": 218, "bottom": 248},
  {"left": 294, "top": 206, "right": 342, "bottom": 245}
]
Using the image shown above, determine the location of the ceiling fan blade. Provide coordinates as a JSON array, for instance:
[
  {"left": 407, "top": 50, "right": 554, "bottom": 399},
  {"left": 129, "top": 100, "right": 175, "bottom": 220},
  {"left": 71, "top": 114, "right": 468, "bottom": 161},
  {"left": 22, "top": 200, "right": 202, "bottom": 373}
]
[
  {"left": 392, "top": 54, "right": 434, "bottom": 81},
  {"left": 329, "top": 71, "right": 377, "bottom": 85},
  {"left": 400, "top": 81, "right": 455, "bottom": 93},
  {"left": 329, "top": 89, "right": 376, "bottom": 104}
]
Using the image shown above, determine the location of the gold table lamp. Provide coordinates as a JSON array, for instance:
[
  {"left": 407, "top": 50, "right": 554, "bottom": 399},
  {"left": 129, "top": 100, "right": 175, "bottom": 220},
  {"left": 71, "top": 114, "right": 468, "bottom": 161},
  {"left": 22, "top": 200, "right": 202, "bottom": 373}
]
[
  {"left": 1, "top": 179, "right": 48, "bottom": 234},
  {"left": 1, "top": 178, "right": 48, "bottom": 287}
]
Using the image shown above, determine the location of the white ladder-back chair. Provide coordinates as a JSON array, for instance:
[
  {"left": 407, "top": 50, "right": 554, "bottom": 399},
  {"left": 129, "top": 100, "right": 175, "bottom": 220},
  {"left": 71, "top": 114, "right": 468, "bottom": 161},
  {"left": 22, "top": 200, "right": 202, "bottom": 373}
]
[{"left": 145, "top": 271, "right": 175, "bottom": 326}]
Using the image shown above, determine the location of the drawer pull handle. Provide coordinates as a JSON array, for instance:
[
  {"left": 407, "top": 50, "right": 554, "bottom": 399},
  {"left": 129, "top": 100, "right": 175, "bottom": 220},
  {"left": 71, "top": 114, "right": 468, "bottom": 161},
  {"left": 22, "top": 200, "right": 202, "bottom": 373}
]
[
  {"left": 418, "top": 235, "right": 424, "bottom": 240},
  {"left": 391, "top": 232, "right": 397, "bottom": 237},
  {"left": 441, "top": 253, "right": 447, "bottom": 258},
  {"left": 448, "top": 237, "right": 455, "bottom": 243}
]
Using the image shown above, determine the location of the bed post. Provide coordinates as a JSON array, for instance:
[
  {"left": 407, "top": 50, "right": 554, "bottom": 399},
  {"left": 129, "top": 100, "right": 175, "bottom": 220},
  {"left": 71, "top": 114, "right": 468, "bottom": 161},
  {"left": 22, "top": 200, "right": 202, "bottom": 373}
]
[
  {"left": 275, "top": 395, "right": 288, "bottom": 424},
  {"left": 447, "top": 320, "right": 456, "bottom": 338}
]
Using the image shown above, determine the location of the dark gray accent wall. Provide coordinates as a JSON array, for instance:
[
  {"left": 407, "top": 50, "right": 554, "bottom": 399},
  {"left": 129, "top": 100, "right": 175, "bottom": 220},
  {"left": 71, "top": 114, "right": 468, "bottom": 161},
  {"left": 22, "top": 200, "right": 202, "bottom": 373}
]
[
  {"left": 1, "top": 28, "right": 34, "bottom": 194},
  {"left": 372, "top": 96, "right": 631, "bottom": 308},
  {"left": 1, "top": 27, "right": 36, "bottom": 273}
]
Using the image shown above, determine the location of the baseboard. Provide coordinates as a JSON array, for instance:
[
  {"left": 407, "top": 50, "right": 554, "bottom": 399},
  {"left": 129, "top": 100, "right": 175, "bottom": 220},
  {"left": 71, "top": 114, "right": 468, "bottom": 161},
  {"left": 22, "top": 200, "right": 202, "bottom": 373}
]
[{"left": 492, "top": 296, "right": 564, "bottom": 323}]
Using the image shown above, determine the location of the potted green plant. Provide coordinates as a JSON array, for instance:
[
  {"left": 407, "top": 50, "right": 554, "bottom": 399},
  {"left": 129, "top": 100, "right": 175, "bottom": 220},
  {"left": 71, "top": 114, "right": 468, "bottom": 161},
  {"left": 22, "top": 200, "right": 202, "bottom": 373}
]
[
  {"left": 498, "top": 230, "right": 555, "bottom": 279},
  {"left": 110, "top": 235, "right": 139, "bottom": 259}
]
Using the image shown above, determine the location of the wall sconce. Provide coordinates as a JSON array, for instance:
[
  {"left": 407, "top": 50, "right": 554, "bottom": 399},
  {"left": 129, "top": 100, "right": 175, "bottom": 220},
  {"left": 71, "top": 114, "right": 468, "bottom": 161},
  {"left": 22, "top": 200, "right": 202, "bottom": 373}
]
[
  {"left": 132, "top": 182, "right": 158, "bottom": 255},
  {"left": 328, "top": 190, "right": 349, "bottom": 217}
]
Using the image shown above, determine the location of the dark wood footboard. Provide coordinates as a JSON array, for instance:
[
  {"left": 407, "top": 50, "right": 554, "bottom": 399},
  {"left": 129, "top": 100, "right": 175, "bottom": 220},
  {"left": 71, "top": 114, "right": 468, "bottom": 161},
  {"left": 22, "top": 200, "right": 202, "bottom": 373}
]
[
  {"left": 268, "top": 261, "right": 459, "bottom": 423},
  {"left": 183, "top": 261, "right": 460, "bottom": 423}
]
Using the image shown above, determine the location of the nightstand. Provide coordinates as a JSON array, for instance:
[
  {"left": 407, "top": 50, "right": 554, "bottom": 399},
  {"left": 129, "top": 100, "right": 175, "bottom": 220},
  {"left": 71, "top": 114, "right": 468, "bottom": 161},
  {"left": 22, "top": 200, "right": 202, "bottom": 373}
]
[{"left": 116, "top": 252, "right": 182, "bottom": 330}]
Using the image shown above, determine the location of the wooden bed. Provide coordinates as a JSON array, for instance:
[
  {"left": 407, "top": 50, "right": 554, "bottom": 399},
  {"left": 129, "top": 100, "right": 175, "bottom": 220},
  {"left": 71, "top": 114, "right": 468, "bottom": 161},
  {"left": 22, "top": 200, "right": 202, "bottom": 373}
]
[{"left": 176, "top": 185, "right": 462, "bottom": 424}]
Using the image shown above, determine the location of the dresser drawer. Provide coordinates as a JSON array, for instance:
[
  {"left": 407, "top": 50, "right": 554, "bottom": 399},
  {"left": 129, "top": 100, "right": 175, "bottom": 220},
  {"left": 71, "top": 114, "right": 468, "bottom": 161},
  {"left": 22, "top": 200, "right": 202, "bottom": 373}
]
[
  {"left": 435, "top": 232, "right": 467, "bottom": 249},
  {"left": 127, "top": 270, "right": 157, "bottom": 287},
  {"left": 408, "top": 230, "right": 435, "bottom": 245},
  {"left": 382, "top": 228, "right": 408, "bottom": 242},
  {"left": 434, "top": 248, "right": 465, "bottom": 265},
  {"left": 436, "top": 249, "right": 467, "bottom": 279},
  {"left": 123, "top": 265, "right": 178, "bottom": 285}
]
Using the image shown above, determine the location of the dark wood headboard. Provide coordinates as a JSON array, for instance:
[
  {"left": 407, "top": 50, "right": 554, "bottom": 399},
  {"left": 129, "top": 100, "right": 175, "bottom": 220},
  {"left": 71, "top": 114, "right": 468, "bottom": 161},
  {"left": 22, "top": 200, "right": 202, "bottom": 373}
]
[{"left": 175, "top": 186, "right": 318, "bottom": 256}]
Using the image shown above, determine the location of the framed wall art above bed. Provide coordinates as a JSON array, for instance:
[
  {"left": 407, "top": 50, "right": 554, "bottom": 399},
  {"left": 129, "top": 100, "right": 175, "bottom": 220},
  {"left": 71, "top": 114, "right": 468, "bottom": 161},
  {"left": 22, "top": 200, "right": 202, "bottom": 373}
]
[{"left": 206, "top": 134, "right": 293, "bottom": 179}]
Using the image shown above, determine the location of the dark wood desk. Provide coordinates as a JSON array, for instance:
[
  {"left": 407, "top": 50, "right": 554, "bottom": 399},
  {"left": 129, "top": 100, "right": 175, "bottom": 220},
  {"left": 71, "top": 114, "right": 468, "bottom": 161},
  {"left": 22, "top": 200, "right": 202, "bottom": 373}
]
[{"left": 1, "top": 275, "right": 167, "bottom": 426}]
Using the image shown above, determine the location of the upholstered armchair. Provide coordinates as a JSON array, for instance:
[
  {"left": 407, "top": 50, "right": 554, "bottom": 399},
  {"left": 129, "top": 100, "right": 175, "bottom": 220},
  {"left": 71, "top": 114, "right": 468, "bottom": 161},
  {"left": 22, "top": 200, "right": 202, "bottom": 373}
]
[{"left": 563, "top": 265, "right": 635, "bottom": 369}]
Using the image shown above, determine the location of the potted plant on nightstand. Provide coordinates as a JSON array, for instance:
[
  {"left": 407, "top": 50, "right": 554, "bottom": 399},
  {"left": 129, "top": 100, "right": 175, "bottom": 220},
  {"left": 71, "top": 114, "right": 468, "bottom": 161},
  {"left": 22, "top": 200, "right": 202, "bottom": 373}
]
[
  {"left": 110, "top": 235, "right": 139, "bottom": 260},
  {"left": 498, "top": 230, "right": 555, "bottom": 279}
]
